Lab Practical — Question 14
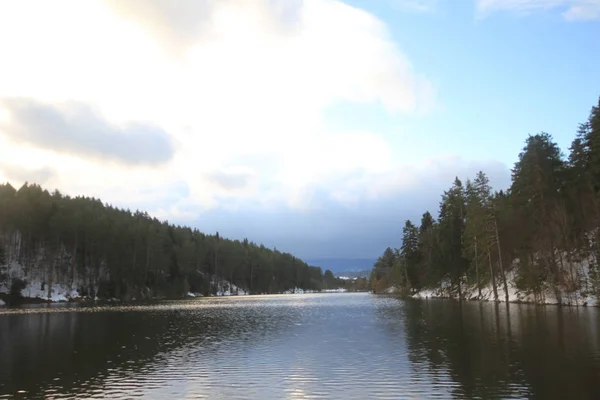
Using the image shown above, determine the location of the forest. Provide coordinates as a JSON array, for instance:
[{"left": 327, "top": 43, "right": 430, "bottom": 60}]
[
  {"left": 0, "top": 184, "right": 347, "bottom": 301},
  {"left": 371, "top": 97, "right": 600, "bottom": 305}
]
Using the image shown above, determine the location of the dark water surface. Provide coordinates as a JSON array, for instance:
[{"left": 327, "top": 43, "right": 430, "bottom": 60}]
[{"left": 1, "top": 293, "right": 599, "bottom": 399}]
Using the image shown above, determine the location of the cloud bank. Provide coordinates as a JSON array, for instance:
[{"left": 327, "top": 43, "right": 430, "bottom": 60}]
[
  {"left": 0, "top": 98, "right": 175, "bottom": 166},
  {"left": 476, "top": 0, "right": 600, "bottom": 20},
  {"left": 0, "top": 0, "right": 518, "bottom": 258}
]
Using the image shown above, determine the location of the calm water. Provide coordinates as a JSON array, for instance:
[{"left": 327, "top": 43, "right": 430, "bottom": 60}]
[{"left": 1, "top": 293, "right": 599, "bottom": 399}]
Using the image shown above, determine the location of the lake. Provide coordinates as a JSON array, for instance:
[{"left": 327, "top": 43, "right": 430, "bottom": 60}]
[{"left": 1, "top": 293, "right": 599, "bottom": 399}]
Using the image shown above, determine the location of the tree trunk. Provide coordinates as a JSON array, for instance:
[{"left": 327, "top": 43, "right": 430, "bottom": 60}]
[
  {"left": 144, "top": 240, "right": 151, "bottom": 285},
  {"left": 494, "top": 218, "right": 509, "bottom": 303},
  {"left": 488, "top": 248, "right": 498, "bottom": 301},
  {"left": 17, "top": 231, "right": 23, "bottom": 266},
  {"left": 71, "top": 236, "right": 78, "bottom": 287},
  {"left": 548, "top": 240, "right": 562, "bottom": 305},
  {"left": 215, "top": 244, "right": 219, "bottom": 278},
  {"left": 403, "top": 256, "right": 410, "bottom": 290},
  {"left": 132, "top": 241, "right": 137, "bottom": 272},
  {"left": 48, "top": 238, "right": 60, "bottom": 300},
  {"left": 475, "top": 235, "right": 481, "bottom": 299}
]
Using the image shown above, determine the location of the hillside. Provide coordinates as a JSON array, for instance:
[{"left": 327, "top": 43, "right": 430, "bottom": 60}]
[
  {"left": 0, "top": 183, "right": 343, "bottom": 303},
  {"left": 305, "top": 258, "right": 376, "bottom": 274}
]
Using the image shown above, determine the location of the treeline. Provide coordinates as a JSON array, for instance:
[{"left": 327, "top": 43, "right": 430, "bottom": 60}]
[
  {"left": 0, "top": 183, "right": 344, "bottom": 299},
  {"left": 372, "top": 97, "right": 600, "bottom": 304}
]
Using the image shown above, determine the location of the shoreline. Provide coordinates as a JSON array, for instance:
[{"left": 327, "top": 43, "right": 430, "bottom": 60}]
[
  {"left": 413, "top": 293, "right": 598, "bottom": 307},
  {"left": 375, "top": 288, "right": 598, "bottom": 307},
  {"left": 0, "top": 289, "right": 356, "bottom": 307},
  {"left": 378, "top": 266, "right": 599, "bottom": 308}
]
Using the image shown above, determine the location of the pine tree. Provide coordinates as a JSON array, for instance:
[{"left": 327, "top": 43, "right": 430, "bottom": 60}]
[
  {"left": 437, "top": 177, "right": 468, "bottom": 298},
  {"left": 417, "top": 211, "right": 436, "bottom": 287},
  {"left": 510, "top": 133, "right": 566, "bottom": 301},
  {"left": 400, "top": 220, "right": 420, "bottom": 291}
]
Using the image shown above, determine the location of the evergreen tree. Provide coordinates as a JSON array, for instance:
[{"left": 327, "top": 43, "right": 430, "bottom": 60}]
[
  {"left": 370, "top": 96, "right": 600, "bottom": 305},
  {"left": 0, "top": 183, "right": 340, "bottom": 300},
  {"left": 400, "top": 220, "right": 420, "bottom": 291},
  {"left": 417, "top": 211, "right": 437, "bottom": 287},
  {"left": 510, "top": 133, "right": 566, "bottom": 300},
  {"left": 437, "top": 177, "right": 468, "bottom": 298}
]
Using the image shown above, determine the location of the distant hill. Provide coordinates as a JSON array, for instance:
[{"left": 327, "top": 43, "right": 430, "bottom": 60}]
[
  {"left": 335, "top": 269, "right": 371, "bottom": 279},
  {"left": 305, "top": 258, "right": 376, "bottom": 275}
]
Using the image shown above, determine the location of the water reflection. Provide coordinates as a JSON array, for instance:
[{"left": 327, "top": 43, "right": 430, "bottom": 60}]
[
  {"left": 0, "top": 296, "right": 310, "bottom": 399},
  {"left": 390, "top": 298, "right": 600, "bottom": 400},
  {"left": 1, "top": 294, "right": 600, "bottom": 399}
]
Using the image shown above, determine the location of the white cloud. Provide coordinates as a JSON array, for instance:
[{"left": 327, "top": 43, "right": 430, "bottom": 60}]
[
  {"left": 476, "top": 0, "right": 600, "bottom": 20},
  {"left": 563, "top": 1, "right": 600, "bottom": 19},
  {"left": 0, "top": 0, "right": 436, "bottom": 217},
  {"left": 0, "top": 98, "right": 175, "bottom": 166}
]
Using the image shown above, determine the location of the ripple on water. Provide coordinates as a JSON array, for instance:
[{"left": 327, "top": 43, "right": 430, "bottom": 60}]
[{"left": 1, "top": 294, "right": 600, "bottom": 399}]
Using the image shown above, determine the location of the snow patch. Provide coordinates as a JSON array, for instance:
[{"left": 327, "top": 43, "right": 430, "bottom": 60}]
[
  {"left": 413, "top": 289, "right": 436, "bottom": 299},
  {"left": 410, "top": 256, "right": 599, "bottom": 307},
  {"left": 281, "top": 287, "right": 346, "bottom": 294},
  {"left": 211, "top": 279, "right": 249, "bottom": 296},
  {"left": 19, "top": 280, "right": 75, "bottom": 302},
  {"left": 0, "top": 299, "right": 5, "bottom": 306},
  {"left": 322, "top": 288, "right": 347, "bottom": 293},
  {"left": 0, "top": 261, "right": 92, "bottom": 302},
  {"left": 0, "top": 234, "right": 107, "bottom": 303},
  {"left": 283, "top": 287, "right": 316, "bottom": 294}
]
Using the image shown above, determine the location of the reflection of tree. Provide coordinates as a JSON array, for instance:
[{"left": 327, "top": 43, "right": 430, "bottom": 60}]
[
  {"left": 510, "top": 306, "right": 600, "bottom": 399},
  {"left": 381, "top": 298, "right": 600, "bottom": 400},
  {"left": 0, "top": 300, "right": 300, "bottom": 398}
]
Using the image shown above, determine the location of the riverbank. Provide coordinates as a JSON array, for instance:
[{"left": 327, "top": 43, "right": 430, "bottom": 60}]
[
  {"left": 380, "top": 254, "right": 600, "bottom": 307},
  {"left": 383, "top": 276, "right": 599, "bottom": 307},
  {"left": 0, "top": 285, "right": 350, "bottom": 307}
]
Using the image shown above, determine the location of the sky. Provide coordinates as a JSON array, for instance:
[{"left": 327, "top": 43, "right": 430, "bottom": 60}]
[{"left": 0, "top": 0, "right": 599, "bottom": 263}]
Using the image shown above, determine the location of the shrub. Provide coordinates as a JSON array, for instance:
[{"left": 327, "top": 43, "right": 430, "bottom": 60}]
[{"left": 10, "top": 278, "right": 27, "bottom": 297}]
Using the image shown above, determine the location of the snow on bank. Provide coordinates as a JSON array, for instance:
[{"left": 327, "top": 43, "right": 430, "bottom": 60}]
[
  {"left": 19, "top": 279, "right": 77, "bottom": 302},
  {"left": 0, "top": 260, "right": 90, "bottom": 303},
  {"left": 211, "top": 279, "right": 249, "bottom": 296},
  {"left": 0, "top": 232, "right": 107, "bottom": 303},
  {"left": 0, "top": 299, "right": 5, "bottom": 306},
  {"left": 1, "top": 254, "right": 248, "bottom": 302},
  {"left": 411, "top": 257, "right": 599, "bottom": 307},
  {"left": 0, "top": 231, "right": 251, "bottom": 302},
  {"left": 281, "top": 287, "right": 347, "bottom": 294},
  {"left": 322, "top": 288, "right": 347, "bottom": 293},
  {"left": 186, "top": 292, "right": 206, "bottom": 298},
  {"left": 282, "top": 287, "right": 316, "bottom": 294}
]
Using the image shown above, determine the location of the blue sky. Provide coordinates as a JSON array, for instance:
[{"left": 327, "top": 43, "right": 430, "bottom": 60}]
[
  {"left": 0, "top": 0, "right": 599, "bottom": 265},
  {"left": 343, "top": 0, "right": 600, "bottom": 162}
]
